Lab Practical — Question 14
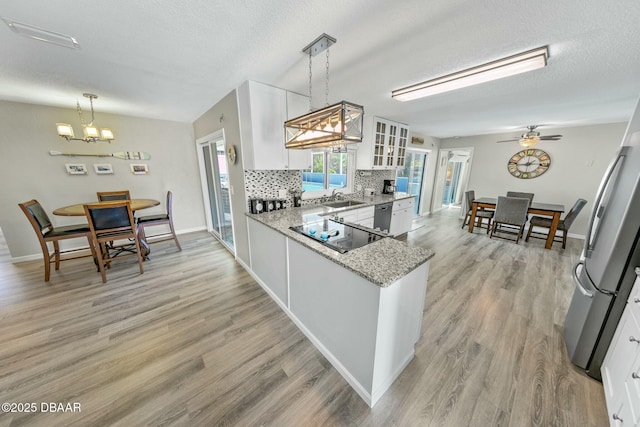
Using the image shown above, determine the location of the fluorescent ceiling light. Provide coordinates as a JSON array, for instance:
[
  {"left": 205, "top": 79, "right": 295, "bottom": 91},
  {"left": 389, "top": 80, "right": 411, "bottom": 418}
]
[
  {"left": 392, "top": 46, "right": 548, "bottom": 101},
  {"left": 1, "top": 17, "right": 80, "bottom": 49}
]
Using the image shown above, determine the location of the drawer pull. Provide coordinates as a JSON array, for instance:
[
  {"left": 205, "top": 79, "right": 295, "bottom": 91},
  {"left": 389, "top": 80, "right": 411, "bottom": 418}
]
[
  {"left": 613, "top": 413, "right": 623, "bottom": 421},
  {"left": 634, "top": 297, "right": 640, "bottom": 303},
  {"left": 630, "top": 336, "right": 640, "bottom": 343},
  {"left": 632, "top": 372, "right": 640, "bottom": 379}
]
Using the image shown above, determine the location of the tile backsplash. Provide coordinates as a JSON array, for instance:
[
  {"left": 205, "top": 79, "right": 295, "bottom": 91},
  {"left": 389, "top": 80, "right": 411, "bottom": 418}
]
[
  {"left": 243, "top": 168, "right": 397, "bottom": 209},
  {"left": 244, "top": 169, "right": 301, "bottom": 208},
  {"left": 353, "top": 169, "right": 397, "bottom": 197}
]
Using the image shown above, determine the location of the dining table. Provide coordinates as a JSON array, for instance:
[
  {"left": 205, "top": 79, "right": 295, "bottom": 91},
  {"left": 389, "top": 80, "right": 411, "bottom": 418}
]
[
  {"left": 468, "top": 197, "right": 565, "bottom": 249},
  {"left": 53, "top": 198, "right": 161, "bottom": 258}
]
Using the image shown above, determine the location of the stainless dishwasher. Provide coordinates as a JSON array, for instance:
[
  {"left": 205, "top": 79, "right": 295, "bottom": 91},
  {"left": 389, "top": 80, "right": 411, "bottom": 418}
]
[{"left": 373, "top": 202, "right": 393, "bottom": 233}]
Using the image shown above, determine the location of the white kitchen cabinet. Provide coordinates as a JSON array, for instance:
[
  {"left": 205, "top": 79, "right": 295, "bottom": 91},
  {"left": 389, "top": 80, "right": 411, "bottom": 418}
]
[
  {"left": 286, "top": 91, "right": 312, "bottom": 170},
  {"left": 390, "top": 198, "right": 414, "bottom": 236},
  {"left": 238, "top": 81, "right": 310, "bottom": 170},
  {"left": 362, "top": 117, "right": 410, "bottom": 170},
  {"left": 337, "top": 210, "right": 358, "bottom": 224},
  {"left": 247, "top": 218, "right": 288, "bottom": 305},
  {"left": 602, "top": 271, "right": 640, "bottom": 426},
  {"left": 356, "top": 206, "right": 375, "bottom": 228},
  {"left": 330, "top": 205, "right": 375, "bottom": 228}
]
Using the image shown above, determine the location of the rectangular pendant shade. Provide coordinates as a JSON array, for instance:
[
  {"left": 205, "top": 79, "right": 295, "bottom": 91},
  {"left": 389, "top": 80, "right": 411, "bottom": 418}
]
[
  {"left": 285, "top": 101, "right": 364, "bottom": 149},
  {"left": 100, "top": 128, "right": 114, "bottom": 140},
  {"left": 56, "top": 123, "right": 74, "bottom": 138},
  {"left": 83, "top": 126, "right": 100, "bottom": 139},
  {"left": 392, "top": 46, "right": 549, "bottom": 101}
]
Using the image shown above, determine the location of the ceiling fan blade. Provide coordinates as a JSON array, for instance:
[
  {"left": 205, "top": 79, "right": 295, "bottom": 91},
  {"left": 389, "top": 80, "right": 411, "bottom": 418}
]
[
  {"left": 540, "top": 135, "right": 563, "bottom": 140},
  {"left": 496, "top": 138, "right": 519, "bottom": 143}
]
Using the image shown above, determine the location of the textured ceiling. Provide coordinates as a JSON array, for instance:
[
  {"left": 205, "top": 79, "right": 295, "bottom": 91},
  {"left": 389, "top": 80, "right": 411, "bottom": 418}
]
[{"left": 1, "top": 0, "right": 639, "bottom": 138}]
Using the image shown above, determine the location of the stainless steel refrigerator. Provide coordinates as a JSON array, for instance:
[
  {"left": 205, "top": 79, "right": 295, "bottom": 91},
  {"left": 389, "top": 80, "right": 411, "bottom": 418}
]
[{"left": 564, "top": 95, "right": 640, "bottom": 381}]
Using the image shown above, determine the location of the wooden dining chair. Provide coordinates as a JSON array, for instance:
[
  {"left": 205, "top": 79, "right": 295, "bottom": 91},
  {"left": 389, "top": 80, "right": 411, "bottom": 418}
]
[
  {"left": 461, "top": 190, "right": 493, "bottom": 234},
  {"left": 136, "top": 191, "right": 182, "bottom": 251},
  {"left": 526, "top": 198, "right": 587, "bottom": 249},
  {"left": 19, "top": 199, "right": 96, "bottom": 282},
  {"left": 84, "top": 201, "right": 143, "bottom": 283},
  {"left": 97, "top": 190, "right": 131, "bottom": 201},
  {"left": 489, "top": 196, "right": 530, "bottom": 244}
]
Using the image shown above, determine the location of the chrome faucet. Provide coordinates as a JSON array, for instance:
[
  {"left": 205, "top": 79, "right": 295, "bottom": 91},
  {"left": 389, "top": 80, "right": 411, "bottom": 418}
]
[{"left": 330, "top": 189, "right": 344, "bottom": 201}]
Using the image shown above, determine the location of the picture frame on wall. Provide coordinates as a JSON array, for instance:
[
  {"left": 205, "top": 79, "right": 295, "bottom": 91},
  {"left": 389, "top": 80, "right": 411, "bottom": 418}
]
[
  {"left": 130, "top": 163, "right": 149, "bottom": 175},
  {"left": 65, "top": 163, "right": 88, "bottom": 175},
  {"left": 411, "top": 136, "right": 425, "bottom": 145},
  {"left": 93, "top": 163, "right": 114, "bottom": 175}
]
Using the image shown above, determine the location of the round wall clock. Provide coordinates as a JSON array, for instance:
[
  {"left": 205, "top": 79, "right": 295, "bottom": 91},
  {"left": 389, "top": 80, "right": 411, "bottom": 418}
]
[
  {"left": 227, "top": 144, "right": 237, "bottom": 165},
  {"left": 507, "top": 149, "right": 551, "bottom": 179}
]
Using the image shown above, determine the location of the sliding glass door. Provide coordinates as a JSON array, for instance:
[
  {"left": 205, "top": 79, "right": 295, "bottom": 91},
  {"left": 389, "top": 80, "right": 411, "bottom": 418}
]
[
  {"left": 199, "top": 135, "right": 234, "bottom": 251},
  {"left": 396, "top": 150, "right": 427, "bottom": 215}
]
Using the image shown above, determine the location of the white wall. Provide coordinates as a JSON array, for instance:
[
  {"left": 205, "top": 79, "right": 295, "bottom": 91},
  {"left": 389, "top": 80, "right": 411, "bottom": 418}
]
[
  {"left": 192, "top": 90, "right": 250, "bottom": 265},
  {"left": 439, "top": 122, "right": 627, "bottom": 235},
  {"left": 0, "top": 100, "right": 205, "bottom": 259}
]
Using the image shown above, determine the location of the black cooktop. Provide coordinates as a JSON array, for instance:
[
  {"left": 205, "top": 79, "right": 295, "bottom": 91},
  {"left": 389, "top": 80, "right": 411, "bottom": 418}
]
[{"left": 289, "top": 219, "right": 386, "bottom": 253}]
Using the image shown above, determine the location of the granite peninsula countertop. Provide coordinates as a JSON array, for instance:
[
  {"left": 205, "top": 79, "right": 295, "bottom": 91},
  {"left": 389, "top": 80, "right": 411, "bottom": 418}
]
[{"left": 246, "top": 193, "right": 435, "bottom": 287}]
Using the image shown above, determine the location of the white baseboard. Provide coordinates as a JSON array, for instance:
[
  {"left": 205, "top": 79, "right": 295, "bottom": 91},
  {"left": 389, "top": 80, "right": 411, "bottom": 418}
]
[
  {"left": 176, "top": 226, "right": 207, "bottom": 235},
  {"left": 242, "top": 263, "right": 374, "bottom": 407},
  {"left": 11, "top": 253, "right": 45, "bottom": 263},
  {"left": 12, "top": 225, "right": 208, "bottom": 264},
  {"left": 12, "top": 247, "right": 93, "bottom": 264},
  {"left": 370, "top": 350, "right": 414, "bottom": 406}
]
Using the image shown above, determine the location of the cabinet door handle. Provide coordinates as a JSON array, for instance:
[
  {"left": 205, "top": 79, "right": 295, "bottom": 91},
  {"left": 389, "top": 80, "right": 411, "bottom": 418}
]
[
  {"left": 630, "top": 336, "right": 640, "bottom": 343},
  {"left": 613, "top": 413, "right": 623, "bottom": 421},
  {"left": 634, "top": 297, "right": 640, "bottom": 304},
  {"left": 632, "top": 372, "right": 640, "bottom": 379}
]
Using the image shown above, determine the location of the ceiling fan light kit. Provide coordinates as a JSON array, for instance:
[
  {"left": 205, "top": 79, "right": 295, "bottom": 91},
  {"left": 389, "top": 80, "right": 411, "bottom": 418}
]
[
  {"left": 284, "top": 33, "right": 364, "bottom": 152},
  {"left": 56, "top": 93, "right": 115, "bottom": 143},
  {"left": 518, "top": 135, "right": 540, "bottom": 147},
  {"left": 391, "top": 46, "right": 549, "bottom": 101},
  {"left": 497, "top": 125, "right": 562, "bottom": 147}
]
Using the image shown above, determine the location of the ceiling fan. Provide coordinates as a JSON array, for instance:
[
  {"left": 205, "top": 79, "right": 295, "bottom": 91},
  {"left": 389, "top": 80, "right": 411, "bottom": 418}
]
[{"left": 497, "top": 125, "right": 562, "bottom": 147}]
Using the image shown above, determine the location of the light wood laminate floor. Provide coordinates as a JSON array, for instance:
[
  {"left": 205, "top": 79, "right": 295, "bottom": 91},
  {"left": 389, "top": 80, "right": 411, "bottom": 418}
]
[{"left": 0, "top": 211, "right": 608, "bottom": 426}]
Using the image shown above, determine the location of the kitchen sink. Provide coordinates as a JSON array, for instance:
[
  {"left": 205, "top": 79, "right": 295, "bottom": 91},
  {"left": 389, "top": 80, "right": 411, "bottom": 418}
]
[{"left": 323, "top": 200, "right": 366, "bottom": 208}]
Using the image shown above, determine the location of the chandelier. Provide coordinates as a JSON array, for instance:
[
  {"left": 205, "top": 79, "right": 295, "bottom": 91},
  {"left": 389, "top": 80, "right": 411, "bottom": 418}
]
[
  {"left": 56, "top": 93, "right": 115, "bottom": 142},
  {"left": 284, "top": 34, "right": 364, "bottom": 152}
]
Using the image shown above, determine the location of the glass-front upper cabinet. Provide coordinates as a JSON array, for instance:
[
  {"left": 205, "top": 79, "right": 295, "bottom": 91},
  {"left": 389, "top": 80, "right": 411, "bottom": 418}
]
[
  {"left": 371, "top": 117, "right": 410, "bottom": 169},
  {"left": 373, "top": 120, "right": 386, "bottom": 167},
  {"left": 396, "top": 126, "right": 408, "bottom": 168}
]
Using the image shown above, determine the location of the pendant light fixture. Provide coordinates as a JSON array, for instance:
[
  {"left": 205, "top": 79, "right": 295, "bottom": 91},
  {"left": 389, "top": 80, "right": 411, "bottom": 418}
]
[
  {"left": 56, "top": 93, "right": 115, "bottom": 142},
  {"left": 284, "top": 34, "right": 364, "bottom": 152}
]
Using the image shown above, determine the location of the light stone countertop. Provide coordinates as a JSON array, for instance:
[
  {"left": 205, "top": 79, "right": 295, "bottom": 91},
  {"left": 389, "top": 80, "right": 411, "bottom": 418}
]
[{"left": 246, "top": 193, "right": 435, "bottom": 287}]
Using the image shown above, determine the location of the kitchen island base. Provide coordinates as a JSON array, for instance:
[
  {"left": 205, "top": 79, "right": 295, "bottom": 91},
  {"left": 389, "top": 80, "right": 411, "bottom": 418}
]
[{"left": 247, "top": 218, "right": 430, "bottom": 407}]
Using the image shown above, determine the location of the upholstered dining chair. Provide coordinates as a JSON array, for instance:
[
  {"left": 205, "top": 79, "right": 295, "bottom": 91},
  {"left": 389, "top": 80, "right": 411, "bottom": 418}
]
[
  {"left": 97, "top": 190, "right": 131, "bottom": 201},
  {"left": 506, "top": 191, "right": 534, "bottom": 204},
  {"left": 490, "top": 196, "right": 530, "bottom": 244},
  {"left": 84, "top": 201, "right": 143, "bottom": 283},
  {"left": 526, "top": 198, "right": 587, "bottom": 249},
  {"left": 461, "top": 190, "right": 494, "bottom": 233},
  {"left": 19, "top": 199, "right": 96, "bottom": 282},
  {"left": 136, "top": 191, "right": 181, "bottom": 251},
  {"left": 504, "top": 191, "right": 535, "bottom": 233}
]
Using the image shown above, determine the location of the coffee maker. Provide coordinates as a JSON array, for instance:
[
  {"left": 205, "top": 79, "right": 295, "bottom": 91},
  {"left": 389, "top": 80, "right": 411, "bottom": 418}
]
[{"left": 383, "top": 179, "right": 396, "bottom": 194}]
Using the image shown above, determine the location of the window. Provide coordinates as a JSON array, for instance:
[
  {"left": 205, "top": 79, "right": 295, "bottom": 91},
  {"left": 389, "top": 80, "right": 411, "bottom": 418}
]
[{"left": 302, "top": 150, "right": 354, "bottom": 194}]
